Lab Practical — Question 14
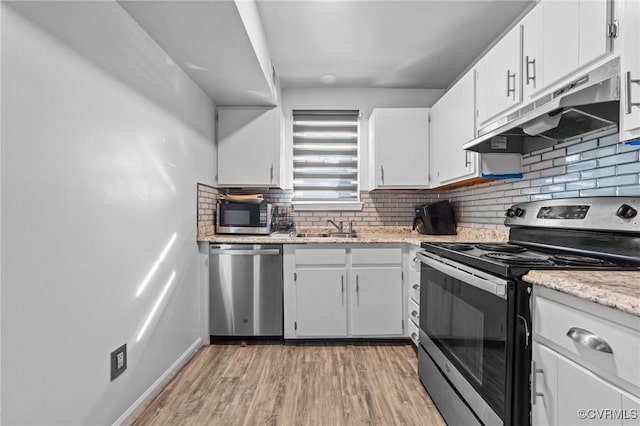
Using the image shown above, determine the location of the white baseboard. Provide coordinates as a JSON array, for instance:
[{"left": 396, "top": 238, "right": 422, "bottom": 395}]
[{"left": 113, "top": 338, "right": 203, "bottom": 426}]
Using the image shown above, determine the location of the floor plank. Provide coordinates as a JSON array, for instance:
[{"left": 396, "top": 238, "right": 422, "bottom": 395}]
[{"left": 130, "top": 342, "right": 445, "bottom": 426}]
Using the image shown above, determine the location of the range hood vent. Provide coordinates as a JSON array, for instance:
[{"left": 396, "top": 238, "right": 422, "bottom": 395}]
[{"left": 463, "top": 57, "right": 620, "bottom": 154}]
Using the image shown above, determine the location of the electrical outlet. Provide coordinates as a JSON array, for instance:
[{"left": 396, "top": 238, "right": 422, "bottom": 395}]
[{"left": 110, "top": 344, "right": 127, "bottom": 381}]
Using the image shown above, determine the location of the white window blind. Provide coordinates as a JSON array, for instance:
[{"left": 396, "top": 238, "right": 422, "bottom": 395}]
[{"left": 292, "top": 110, "right": 360, "bottom": 205}]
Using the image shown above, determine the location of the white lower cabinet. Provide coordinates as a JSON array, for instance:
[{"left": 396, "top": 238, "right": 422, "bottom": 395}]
[
  {"left": 350, "top": 267, "right": 403, "bottom": 336},
  {"left": 532, "top": 286, "right": 640, "bottom": 426},
  {"left": 284, "top": 245, "right": 406, "bottom": 339},
  {"left": 295, "top": 268, "right": 347, "bottom": 337}
]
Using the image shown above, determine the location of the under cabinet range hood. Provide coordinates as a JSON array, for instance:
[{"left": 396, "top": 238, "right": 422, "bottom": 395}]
[{"left": 463, "top": 57, "right": 621, "bottom": 154}]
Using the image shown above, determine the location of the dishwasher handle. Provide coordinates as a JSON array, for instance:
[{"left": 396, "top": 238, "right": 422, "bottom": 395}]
[{"left": 209, "top": 248, "right": 281, "bottom": 256}]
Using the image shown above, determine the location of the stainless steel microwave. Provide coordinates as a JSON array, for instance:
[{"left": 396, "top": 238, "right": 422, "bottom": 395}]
[{"left": 216, "top": 202, "right": 273, "bottom": 235}]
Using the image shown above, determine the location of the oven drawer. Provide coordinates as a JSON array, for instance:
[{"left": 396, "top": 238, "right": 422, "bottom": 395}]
[
  {"left": 535, "top": 294, "right": 640, "bottom": 395},
  {"left": 407, "top": 317, "right": 419, "bottom": 346},
  {"left": 408, "top": 297, "right": 420, "bottom": 324}
]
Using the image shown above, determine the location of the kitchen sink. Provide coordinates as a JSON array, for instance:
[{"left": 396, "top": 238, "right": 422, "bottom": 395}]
[{"left": 294, "top": 232, "right": 358, "bottom": 238}]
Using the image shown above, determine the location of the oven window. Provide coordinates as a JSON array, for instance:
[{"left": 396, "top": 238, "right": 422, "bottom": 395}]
[{"left": 420, "top": 263, "right": 507, "bottom": 418}]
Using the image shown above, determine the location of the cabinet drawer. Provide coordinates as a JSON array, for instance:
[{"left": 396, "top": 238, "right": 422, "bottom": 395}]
[
  {"left": 351, "top": 247, "right": 402, "bottom": 265},
  {"left": 535, "top": 296, "right": 640, "bottom": 393},
  {"left": 408, "top": 297, "right": 420, "bottom": 324},
  {"left": 408, "top": 317, "right": 419, "bottom": 346},
  {"left": 295, "top": 248, "right": 346, "bottom": 265}
]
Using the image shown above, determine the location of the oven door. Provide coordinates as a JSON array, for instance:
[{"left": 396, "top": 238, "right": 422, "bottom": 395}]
[{"left": 418, "top": 251, "right": 514, "bottom": 426}]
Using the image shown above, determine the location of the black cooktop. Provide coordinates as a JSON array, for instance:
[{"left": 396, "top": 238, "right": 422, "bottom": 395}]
[{"left": 420, "top": 241, "right": 640, "bottom": 278}]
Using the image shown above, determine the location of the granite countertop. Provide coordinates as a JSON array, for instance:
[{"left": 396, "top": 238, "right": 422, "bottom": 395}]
[
  {"left": 198, "top": 226, "right": 509, "bottom": 245},
  {"left": 523, "top": 270, "right": 640, "bottom": 317},
  {"left": 199, "top": 226, "right": 639, "bottom": 317}
]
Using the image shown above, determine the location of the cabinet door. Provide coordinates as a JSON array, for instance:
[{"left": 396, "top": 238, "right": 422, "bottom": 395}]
[
  {"left": 350, "top": 267, "right": 403, "bottom": 336},
  {"left": 579, "top": 0, "right": 610, "bottom": 68},
  {"left": 557, "top": 353, "right": 622, "bottom": 426},
  {"left": 532, "top": 343, "right": 559, "bottom": 426},
  {"left": 432, "top": 70, "right": 477, "bottom": 185},
  {"left": 476, "top": 24, "right": 522, "bottom": 125},
  {"left": 295, "top": 268, "right": 347, "bottom": 337},
  {"left": 217, "top": 107, "right": 282, "bottom": 187},
  {"left": 371, "top": 108, "right": 429, "bottom": 188},
  {"left": 543, "top": 0, "right": 580, "bottom": 87},
  {"left": 621, "top": 0, "right": 640, "bottom": 141},
  {"left": 522, "top": 3, "right": 545, "bottom": 101}
]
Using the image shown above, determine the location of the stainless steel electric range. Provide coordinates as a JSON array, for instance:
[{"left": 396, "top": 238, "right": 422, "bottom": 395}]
[{"left": 416, "top": 197, "right": 640, "bottom": 426}]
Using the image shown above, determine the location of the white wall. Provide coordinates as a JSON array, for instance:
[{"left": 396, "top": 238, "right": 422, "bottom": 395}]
[
  {"left": 281, "top": 87, "right": 445, "bottom": 190},
  {"left": 1, "top": 2, "right": 215, "bottom": 424}
]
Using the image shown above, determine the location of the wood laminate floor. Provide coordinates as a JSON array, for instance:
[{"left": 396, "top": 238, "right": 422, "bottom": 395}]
[{"left": 130, "top": 342, "right": 445, "bottom": 426}]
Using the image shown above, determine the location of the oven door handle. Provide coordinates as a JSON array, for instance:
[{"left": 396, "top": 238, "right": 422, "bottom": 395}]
[{"left": 417, "top": 252, "right": 509, "bottom": 299}]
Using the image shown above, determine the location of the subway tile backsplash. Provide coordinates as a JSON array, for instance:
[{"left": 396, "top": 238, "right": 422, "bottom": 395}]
[{"left": 198, "top": 129, "right": 640, "bottom": 234}]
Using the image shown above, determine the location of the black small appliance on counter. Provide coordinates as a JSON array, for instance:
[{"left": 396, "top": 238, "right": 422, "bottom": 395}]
[{"left": 412, "top": 200, "right": 456, "bottom": 235}]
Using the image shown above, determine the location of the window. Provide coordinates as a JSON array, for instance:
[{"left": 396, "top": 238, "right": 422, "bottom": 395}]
[{"left": 292, "top": 110, "right": 360, "bottom": 209}]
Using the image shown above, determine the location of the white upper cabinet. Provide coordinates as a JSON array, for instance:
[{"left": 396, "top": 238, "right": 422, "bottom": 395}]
[
  {"left": 430, "top": 70, "right": 477, "bottom": 185},
  {"left": 479, "top": 0, "right": 612, "bottom": 128},
  {"left": 542, "top": 0, "right": 580, "bottom": 88},
  {"left": 430, "top": 70, "right": 522, "bottom": 188},
  {"left": 217, "top": 106, "right": 284, "bottom": 188},
  {"left": 521, "top": 2, "right": 544, "bottom": 102},
  {"left": 476, "top": 24, "right": 522, "bottom": 126},
  {"left": 369, "top": 108, "right": 430, "bottom": 189},
  {"left": 542, "top": 0, "right": 612, "bottom": 90},
  {"left": 620, "top": 0, "right": 640, "bottom": 141}
]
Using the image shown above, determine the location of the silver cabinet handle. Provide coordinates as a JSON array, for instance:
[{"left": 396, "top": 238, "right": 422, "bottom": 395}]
[
  {"left": 531, "top": 361, "right": 544, "bottom": 405},
  {"left": 270, "top": 164, "right": 274, "bottom": 183},
  {"left": 507, "top": 70, "right": 516, "bottom": 99},
  {"left": 566, "top": 327, "right": 613, "bottom": 353},
  {"left": 356, "top": 275, "right": 359, "bottom": 293},
  {"left": 380, "top": 165, "right": 385, "bottom": 184},
  {"left": 411, "top": 310, "right": 419, "bottom": 319},
  {"left": 411, "top": 332, "right": 418, "bottom": 340},
  {"left": 525, "top": 56, "right": 536, "bottom": 86},
  {"left": 464, "top": 150, "right": 471, "bottom": 168},
  {"left": 341, "top": 275, "right": 344, "bottom": 293},
  {"left": 412, "top": 284, "right": 420, "bottom": 290},
  {"left": 626, "top": 71, "right": 640, "bottom": 115}
]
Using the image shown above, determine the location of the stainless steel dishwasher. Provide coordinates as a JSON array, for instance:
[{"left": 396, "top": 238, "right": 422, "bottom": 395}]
[{"left": 209, "top": 244, "right": 283, "bottom": 336}]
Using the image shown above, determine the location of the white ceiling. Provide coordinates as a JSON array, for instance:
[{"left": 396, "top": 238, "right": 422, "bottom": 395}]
[
  {"left": 118, "top": 0, "right": 535, "bottom": 105},
  {"left": 257, "top": 0, "right": 534, "bottom": 90}
]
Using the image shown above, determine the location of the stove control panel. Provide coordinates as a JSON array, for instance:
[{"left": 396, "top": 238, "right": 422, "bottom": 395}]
[
  {"left": 504, "top": 197, "right": 639, "bottom": 232},
  {"left": 536, "top": 205, "right": 590, "bottom": 220}
]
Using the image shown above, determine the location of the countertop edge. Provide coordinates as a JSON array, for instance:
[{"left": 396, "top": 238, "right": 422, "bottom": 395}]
[{"left": 523, "top": 270, "right": 640, "bottom": 317}]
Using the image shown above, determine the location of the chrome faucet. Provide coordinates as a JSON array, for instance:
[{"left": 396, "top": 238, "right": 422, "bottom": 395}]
[
  {"left": 348, "top": 220, "right": 356, "bottom": 235},
  {"left": 327, "top": 219, "right": 343, "bottom": 233}
]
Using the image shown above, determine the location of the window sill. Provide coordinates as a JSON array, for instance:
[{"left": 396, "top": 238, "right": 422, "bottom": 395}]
[{"left": 293, "top": 202, "right": 364, "bottom": 212}]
